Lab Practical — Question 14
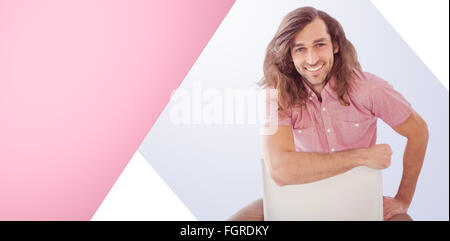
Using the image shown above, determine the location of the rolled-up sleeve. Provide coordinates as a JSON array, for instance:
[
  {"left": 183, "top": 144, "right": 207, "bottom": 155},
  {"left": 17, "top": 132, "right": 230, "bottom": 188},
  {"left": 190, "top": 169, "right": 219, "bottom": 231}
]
[{"left": 263, "top": 88, "right": 292, "bottom": 127}]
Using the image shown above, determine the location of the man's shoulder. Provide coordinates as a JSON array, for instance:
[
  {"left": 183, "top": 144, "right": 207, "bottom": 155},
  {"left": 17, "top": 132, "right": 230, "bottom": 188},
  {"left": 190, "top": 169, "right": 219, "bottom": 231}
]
[
  {"left": 346, "top": 68, "right": 382, "bottom": 109},
  {"left": 349, "top": 68, "right": 373, "bottom": 94},
  {"left": 351, "top": 68, "right": 374, "bottom": 85},
  {"left": 352, "top": 68, "right": 389, "bottom": 85},
  {"left": 349, "top": 68, "right": 390, "bottom": 94}
]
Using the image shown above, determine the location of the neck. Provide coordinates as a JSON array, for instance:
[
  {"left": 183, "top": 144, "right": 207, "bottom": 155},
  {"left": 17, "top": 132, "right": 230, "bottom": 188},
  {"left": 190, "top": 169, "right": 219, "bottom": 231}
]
[
  {"left": 305, "top": 78, "right": 328, "bottom": 97},
  {"left": 311, "top": 83, "right": 325, "bottom": 96},
  {"left": 304, "top": 76, "right": 330, "bottom": 97}
]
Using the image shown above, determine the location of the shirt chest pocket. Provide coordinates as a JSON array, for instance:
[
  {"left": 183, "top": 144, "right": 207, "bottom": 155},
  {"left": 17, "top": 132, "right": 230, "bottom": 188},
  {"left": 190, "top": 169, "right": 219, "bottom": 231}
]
[
  {"left": 292, "top": 126, "right": 321, "bottom": 152},
  {"left": 291, "top": 108, "right": 322, "bottom": 152},
  {"left": 338, "top": 118, "right": 376, "bottom": 145}
]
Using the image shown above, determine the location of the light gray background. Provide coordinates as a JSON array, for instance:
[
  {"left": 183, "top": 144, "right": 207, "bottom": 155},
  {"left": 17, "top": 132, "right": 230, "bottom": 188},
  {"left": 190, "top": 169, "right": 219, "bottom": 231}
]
[{"left": 139, "top": 0, "right": 449, "bottom": 220}]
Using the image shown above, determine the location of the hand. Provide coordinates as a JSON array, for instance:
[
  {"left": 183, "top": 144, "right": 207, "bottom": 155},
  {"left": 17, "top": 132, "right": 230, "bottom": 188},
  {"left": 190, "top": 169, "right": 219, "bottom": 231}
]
[
  {"left": 360, "top": 144, "right": 392, "bottom": 169},
  {"left": 383, "top": 196, "right": 410, "bottom": 221}
]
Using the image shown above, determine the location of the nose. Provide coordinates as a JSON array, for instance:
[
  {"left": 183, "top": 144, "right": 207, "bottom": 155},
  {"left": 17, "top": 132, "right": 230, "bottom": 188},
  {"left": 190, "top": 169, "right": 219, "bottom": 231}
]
[{"left": 306, "top": 50, "right": 319, "bottom": 65}]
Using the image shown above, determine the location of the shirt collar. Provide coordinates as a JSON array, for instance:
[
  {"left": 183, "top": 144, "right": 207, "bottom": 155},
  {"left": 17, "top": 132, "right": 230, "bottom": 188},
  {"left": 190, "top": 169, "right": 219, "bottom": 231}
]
[
  {"left": 301, "top": 75, "right": 338, "bottom": 99},
  {"left": 324, "top": 75, "right": 338, "bottom": 97}
]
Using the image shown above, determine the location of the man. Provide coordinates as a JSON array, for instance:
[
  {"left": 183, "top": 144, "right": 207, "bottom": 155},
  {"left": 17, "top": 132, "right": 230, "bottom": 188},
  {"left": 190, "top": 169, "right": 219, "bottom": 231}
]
[{"left": 228, "top": 7, "right": 429, "bottom": 221}]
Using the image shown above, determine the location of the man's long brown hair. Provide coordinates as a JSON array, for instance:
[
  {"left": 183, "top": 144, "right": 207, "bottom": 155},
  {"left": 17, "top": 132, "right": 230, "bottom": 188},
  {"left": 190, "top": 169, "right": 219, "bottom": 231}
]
[{"left": 259, "top": 7, "right": 361, "bottom": 111}]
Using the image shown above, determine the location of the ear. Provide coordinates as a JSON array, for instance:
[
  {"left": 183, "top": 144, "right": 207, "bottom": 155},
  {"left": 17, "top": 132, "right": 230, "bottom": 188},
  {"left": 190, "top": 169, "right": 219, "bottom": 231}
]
[{"left": 333, "top": 42, "right": 339, "bottom": 54}]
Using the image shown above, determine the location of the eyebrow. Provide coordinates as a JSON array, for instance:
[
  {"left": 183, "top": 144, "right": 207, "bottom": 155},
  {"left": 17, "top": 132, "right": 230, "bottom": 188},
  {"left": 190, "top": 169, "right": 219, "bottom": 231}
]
[{"left": 293, "top": 37, "right": 329, "bottom": 48}]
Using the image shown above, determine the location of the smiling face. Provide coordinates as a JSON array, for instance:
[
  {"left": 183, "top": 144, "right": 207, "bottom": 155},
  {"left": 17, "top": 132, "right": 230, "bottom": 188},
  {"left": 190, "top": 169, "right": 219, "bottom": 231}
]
[{"left": 291, "top": 17, "right": 339, "bottom": 91}]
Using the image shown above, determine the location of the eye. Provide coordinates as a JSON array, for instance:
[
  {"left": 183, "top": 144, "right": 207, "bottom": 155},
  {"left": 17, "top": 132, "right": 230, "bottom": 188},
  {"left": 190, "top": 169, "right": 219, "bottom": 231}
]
[
  {"left": 316, "top": 43, "right": 325, "bottom": 47},
  {"left": 295, "top": 47, "right": 305, "bottom": 53}
]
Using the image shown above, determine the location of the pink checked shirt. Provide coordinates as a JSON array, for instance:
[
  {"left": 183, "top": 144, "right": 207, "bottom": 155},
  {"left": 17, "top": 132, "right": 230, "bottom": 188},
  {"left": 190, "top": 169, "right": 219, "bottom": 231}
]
[{"left": 265, "top": 69, "right": 412, "bottom": 153}]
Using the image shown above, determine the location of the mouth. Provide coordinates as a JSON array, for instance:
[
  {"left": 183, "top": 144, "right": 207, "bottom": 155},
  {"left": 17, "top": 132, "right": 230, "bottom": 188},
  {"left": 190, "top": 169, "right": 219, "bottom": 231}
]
[{"left": 304, "top": 64, "right": 324, "bottom": 74}]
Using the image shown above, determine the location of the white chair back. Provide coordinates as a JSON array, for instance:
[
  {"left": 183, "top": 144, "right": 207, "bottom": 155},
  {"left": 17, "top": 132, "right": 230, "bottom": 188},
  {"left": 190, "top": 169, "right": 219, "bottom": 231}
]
[{"left": 262, "top": 159, "right": 383, "bottom": 221}]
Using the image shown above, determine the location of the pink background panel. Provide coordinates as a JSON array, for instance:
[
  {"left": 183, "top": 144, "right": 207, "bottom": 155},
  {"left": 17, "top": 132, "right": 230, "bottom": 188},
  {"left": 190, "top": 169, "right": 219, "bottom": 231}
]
[{"left": 0, "top": 0, "right": 235, "bottom": 220}]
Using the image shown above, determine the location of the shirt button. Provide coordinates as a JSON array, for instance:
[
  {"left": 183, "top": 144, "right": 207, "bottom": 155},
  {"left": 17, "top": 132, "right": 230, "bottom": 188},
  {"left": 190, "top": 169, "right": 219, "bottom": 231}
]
[
  {"left": 298, "top": 130, "right": 302, "bottom": 134},
  {"left": 322, "top": 107, "right": 326, "bottom": 112},
  {"left": 355, "top": 123, "right": 360, "bottom": 127},
  {"left": 327, "top": 129, "right": 331, "bottom": 133},
  {"left": 331, "top": 148, "right": 335, "bottom": 152}
]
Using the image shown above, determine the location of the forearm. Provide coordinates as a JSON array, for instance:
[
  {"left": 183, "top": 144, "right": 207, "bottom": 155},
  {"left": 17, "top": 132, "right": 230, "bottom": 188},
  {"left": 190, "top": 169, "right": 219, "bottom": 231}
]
[
  {"left": 272, "top": 149, "right": 364, "bottom": 186},
  {"left": 395, "top": 135, "right": 428, "bottom": 205}
]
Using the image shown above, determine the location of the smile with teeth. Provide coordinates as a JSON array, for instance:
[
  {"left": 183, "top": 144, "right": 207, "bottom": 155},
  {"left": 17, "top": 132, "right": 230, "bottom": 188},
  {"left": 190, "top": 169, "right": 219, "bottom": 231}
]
[{"left": 305, "top": 64, "right": 323, "bottom": 72}]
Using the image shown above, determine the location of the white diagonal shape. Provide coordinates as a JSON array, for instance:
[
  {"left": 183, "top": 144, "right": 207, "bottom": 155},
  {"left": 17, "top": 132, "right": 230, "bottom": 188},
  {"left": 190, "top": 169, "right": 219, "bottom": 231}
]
[
  {"left": 371, "top": 0, "right": 449, "bottom": 90},
  {"left": 92, "top": 151, "right": 196, "bottom": 221}
]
